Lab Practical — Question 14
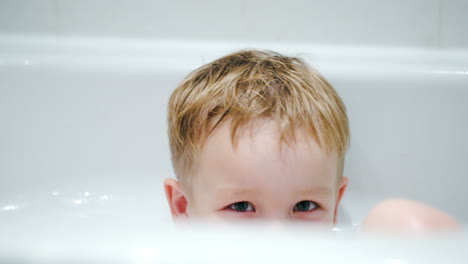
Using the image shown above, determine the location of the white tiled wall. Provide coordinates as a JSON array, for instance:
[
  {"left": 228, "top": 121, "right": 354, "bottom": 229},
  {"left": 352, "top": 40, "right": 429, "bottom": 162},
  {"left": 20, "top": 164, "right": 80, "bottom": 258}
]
[
  {"left": 440, "top": 0, "right": 468, "bottom": 47},
  {"left": 0, "top": 0, "right": 57, "bottom": 34},
  {"left": 0, "top": 0, "right": 467, "bottom": 46}
]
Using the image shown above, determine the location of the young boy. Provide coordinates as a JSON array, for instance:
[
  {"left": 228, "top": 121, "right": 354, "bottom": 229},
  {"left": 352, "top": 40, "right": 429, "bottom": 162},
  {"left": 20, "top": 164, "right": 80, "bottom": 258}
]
[{"left": 163, "top": 50, "right": 460, "bottom": 232}]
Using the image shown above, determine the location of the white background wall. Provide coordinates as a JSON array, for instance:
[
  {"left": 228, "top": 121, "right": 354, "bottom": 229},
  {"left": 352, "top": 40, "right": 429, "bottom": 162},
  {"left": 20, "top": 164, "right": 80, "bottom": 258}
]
[{"left": 0, "top": 0, "right": 467, "bottom": 48}]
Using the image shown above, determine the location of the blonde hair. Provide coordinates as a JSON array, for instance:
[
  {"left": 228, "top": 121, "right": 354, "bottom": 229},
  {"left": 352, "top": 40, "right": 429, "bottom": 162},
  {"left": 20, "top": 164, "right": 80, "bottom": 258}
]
[{"left": 168, "top": 49, "right": 349, "bottom": 186}]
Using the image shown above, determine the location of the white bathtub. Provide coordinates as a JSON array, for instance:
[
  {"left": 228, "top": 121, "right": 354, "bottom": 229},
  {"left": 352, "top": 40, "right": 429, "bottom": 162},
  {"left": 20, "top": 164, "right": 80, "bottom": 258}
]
[{"left": 0, "top": 35, "right": 467, "bottom": 263}]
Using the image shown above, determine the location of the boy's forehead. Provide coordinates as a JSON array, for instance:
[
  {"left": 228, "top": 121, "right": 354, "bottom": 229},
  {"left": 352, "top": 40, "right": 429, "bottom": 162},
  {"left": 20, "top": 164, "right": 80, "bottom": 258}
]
[
  {"left": 203, "top": 118, "right": 329, "bottom": 160},
  {"left": 194, "top": 118, "right": 338, "bottom": 188}
]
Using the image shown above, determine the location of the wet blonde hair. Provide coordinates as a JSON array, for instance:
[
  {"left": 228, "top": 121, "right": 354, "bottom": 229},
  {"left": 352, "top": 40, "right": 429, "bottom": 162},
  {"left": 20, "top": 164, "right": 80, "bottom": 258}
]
[{"left": 168, "top": 49, "right": 349, "bottom": 187}]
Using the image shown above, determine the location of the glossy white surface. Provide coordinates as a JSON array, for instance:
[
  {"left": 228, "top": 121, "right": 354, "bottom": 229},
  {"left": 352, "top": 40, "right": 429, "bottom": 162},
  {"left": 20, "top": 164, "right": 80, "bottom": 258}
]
[
  {"left": 1, "top": 219, "right": 467, "bottom": 264},
  {"left": 0, "top": 36, "right": 467, "bottom": 263}
]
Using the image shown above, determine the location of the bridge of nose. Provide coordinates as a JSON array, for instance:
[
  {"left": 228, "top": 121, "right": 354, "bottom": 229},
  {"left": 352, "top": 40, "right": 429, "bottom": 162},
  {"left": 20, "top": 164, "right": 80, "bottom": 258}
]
[{"left": 255, "top": 193, "right": 294, "bottom": 220}]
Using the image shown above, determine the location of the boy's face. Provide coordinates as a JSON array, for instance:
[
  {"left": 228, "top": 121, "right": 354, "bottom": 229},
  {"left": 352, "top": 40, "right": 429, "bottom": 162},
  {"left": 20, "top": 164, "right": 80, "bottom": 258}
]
[{"left": 165, "top": 119, "right": 348, "bottom": 226}]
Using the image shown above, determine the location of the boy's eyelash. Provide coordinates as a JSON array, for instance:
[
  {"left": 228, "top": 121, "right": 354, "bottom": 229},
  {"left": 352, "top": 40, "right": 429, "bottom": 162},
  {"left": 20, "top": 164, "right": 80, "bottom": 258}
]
[
  {"left": 224, "top": 201, "right": 323, "bottom": 213},
  {"left": 294, "top": 200, "right": 314, "bottom": 211},
  {"left": 312, "top": 201, "right": 322, "bottom": 209},
  {"left": 226, "top": 201, "right": 255, "bottom": 212}
]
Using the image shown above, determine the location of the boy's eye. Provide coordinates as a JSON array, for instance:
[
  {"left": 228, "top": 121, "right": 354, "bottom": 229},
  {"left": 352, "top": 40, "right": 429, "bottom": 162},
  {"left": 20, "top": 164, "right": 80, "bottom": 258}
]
[
  {"left": 228, "top": 201, "right": 254, "bottom": 212},
  {"left": 293, "top": 200, "right": 318, "bottom": 212}
]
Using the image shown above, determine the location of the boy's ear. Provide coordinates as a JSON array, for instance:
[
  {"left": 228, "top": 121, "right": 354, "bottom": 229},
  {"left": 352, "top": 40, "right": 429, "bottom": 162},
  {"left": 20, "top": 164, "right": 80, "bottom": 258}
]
[
  {"left": 163, "top": 178, "right": 189, "bottom": 220},
  {"left": 333, "top": 176, "right": 349, "bottom": 225}
]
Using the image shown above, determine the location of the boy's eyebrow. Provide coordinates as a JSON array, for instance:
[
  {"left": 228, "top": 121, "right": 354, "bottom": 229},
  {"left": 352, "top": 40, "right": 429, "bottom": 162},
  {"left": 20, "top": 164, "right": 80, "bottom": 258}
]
[
  {"left": 215, "top": 186, "right": 257, "bottom": 196},
  {"left": 215, "top": 185, "right": 332, "bottom": 196},
  {"left": 296, "top": 186, "right": 332, "bottom": 196}
]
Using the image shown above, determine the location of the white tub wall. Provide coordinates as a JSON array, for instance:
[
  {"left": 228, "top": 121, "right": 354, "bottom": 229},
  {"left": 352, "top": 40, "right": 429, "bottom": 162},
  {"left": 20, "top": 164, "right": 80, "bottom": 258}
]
[
  {"left": 0, "top": 37, "right": 467, "bottom": 224},
  {"left": 0, "top": 0, "right": 467, "bottom": 48},
  {"left": 0, "top": 1, "right": 467, "bottom": 225}
]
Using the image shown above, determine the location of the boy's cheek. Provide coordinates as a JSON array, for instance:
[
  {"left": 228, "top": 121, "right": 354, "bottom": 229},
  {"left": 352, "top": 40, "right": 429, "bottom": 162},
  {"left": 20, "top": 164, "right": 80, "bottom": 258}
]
[
  {"left": 293, "top": 211, "right": 333, "bottom": 223},
  {"left": 215, "top": 211, "right": 257, "bottom": 221},
  {"left": 185, "top": 199, "right": 220, "bottom": 218},
  {"left": 190, "top": 209, "right": 334, "bottom": 224}
]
